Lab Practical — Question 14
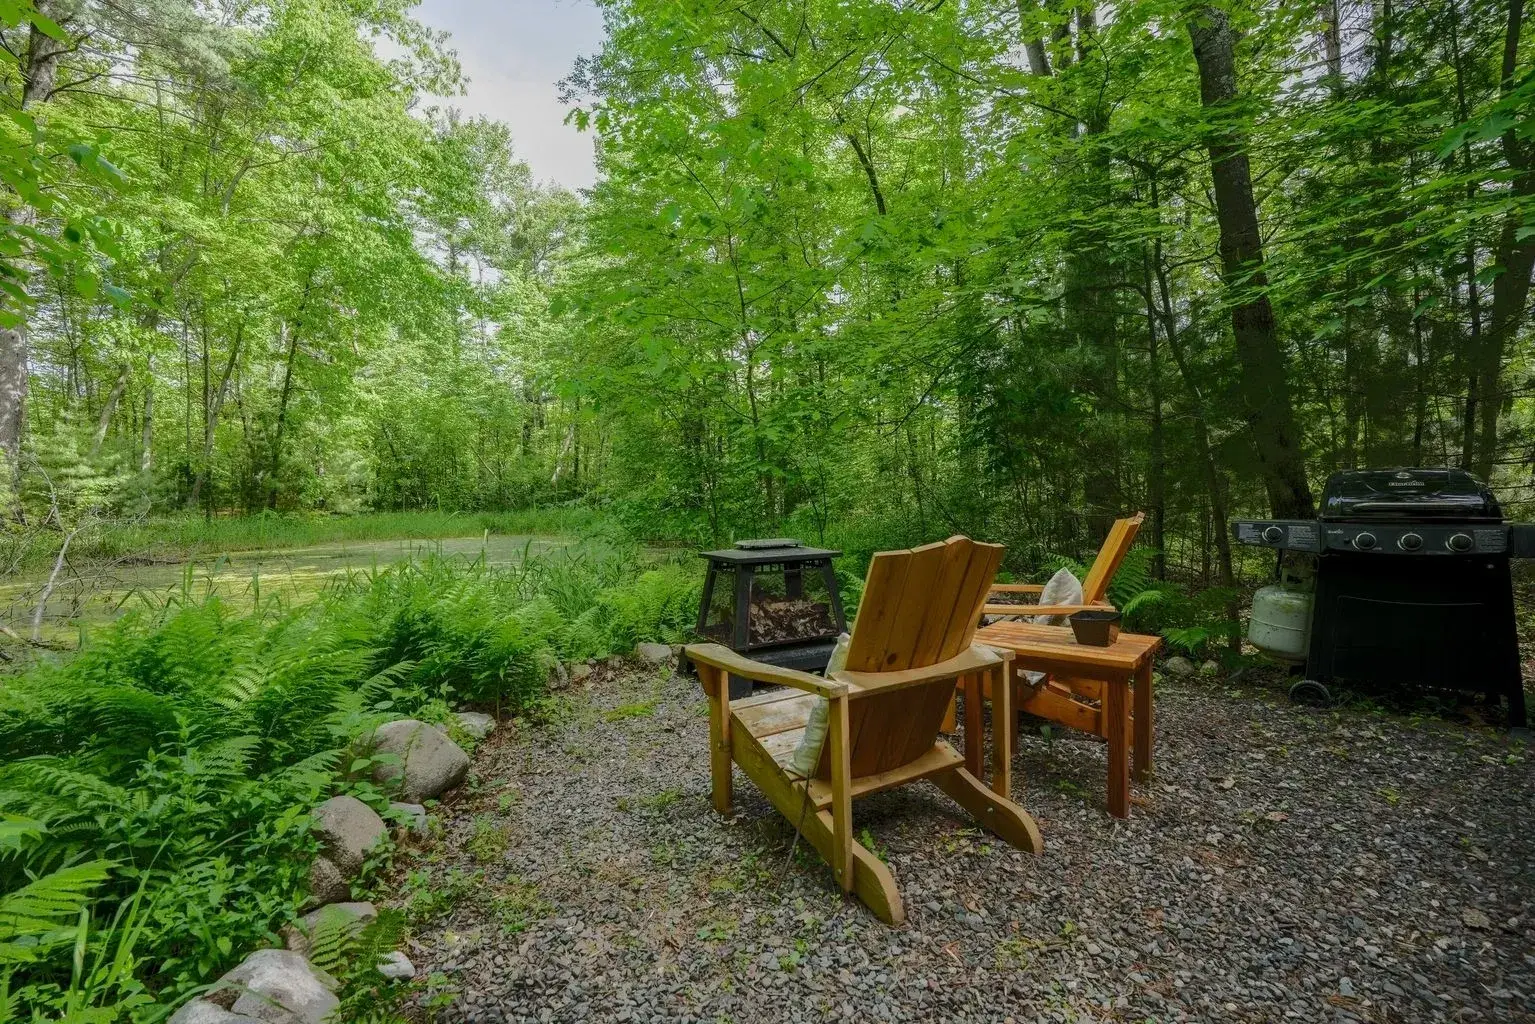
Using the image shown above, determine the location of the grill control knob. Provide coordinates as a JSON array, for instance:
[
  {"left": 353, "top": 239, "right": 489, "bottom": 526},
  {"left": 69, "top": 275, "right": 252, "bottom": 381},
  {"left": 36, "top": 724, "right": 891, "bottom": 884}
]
[
  {"left": 1353, "top": 532, "right": 1378, "bottom": 550},
  {"left": 1398, "top": 532, "right": 1423, "bottom": 552},
  {"left": 1262, "top": 526, "right": 1284, "bottom": 544},
  {"left": 1447, "top": 532, "right": 1474, "bottom": 553}
]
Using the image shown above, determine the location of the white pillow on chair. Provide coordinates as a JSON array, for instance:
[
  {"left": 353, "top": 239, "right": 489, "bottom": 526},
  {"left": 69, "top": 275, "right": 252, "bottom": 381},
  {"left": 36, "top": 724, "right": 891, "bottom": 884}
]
[
  {"left": 789, "top": 632, "right": 851, "bottom": 778},
  {"left": 1032, "top": 567, "right": 1083, "bottom": 626}
]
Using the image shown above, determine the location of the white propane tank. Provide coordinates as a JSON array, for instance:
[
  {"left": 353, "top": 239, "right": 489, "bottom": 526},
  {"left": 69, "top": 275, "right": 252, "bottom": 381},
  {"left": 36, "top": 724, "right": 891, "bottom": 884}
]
[{"left": 1247, "top": 584, "right": 1313, "bottom": 664}]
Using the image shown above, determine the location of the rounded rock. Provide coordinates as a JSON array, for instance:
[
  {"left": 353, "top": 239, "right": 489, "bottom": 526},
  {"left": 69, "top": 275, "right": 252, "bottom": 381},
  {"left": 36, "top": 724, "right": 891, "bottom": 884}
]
[
  {"left": 369, "top": 719, "right": 470, "bottom": 802},
  {"left": 310, "top": 796, "right": 387, "bottom": 876}
]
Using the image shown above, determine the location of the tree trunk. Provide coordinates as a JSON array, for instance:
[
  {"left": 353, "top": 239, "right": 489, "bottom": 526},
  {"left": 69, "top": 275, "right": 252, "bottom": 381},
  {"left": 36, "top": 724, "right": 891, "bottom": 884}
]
[
  {"left": 267, "top": 275, "right": 314, "bottom": 509},
  {"left": 1321, "top": 0, "right": 1343, "bottom": 88},
  {"left": 141, "top": 383, "right": 153, "bottom": 474},
  {"left": 1189, "top": 6, "right": 1315, "bottom": 519},
  {"left": 89, "top": 363, "right": 132, "bottom": 458},
  {"left": 1016, "top": 0, "right": 1052, "bottom": 76},
  {"left": 268, "top": 322, "right": 300, "bottom": 510},
  {"left": 0, "top": 12, "right": 68, "bottom": 495},
  {"left": 1149, "top": 176, "right": 1237, "bottom": 642},
  {"left": 1141, "top": 247, "right": 1167, "bottom": 580},
  {"left": 1470, "top": 0, "right": 1533, "bottom": 482},
  {"left": 188, "top": 323, "right": 243, "bottom": 510}
]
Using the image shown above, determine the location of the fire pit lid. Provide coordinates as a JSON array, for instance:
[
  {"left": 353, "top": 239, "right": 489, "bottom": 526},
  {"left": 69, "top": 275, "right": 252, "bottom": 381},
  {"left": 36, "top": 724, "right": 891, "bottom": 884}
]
[{"left": 700, "top": 541, "right": 841, "bottom": 565}]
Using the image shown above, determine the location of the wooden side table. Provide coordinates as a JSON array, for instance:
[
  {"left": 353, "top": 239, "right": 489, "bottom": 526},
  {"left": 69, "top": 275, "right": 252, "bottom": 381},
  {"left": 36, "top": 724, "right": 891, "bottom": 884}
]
[{"left": 973, "top": 621, "right": 1159, "bottom": 818}]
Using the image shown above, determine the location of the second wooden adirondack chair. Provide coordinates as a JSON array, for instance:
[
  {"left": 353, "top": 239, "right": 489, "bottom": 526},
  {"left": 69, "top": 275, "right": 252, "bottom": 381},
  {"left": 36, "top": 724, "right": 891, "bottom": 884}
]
[
  {"left": 685, "top": 536, "right": 1043, "bottom": 926},
  {"left": 942, "top": 514, "right": 1146, "bottom": 734},
  {"left": 983, "top": 513, "right": 1146, "bottom": 621}
]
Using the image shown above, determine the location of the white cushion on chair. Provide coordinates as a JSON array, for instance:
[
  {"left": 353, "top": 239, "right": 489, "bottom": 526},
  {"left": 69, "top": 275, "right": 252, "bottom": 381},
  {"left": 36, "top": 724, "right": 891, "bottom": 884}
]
[
  {"left": 789, "top": 633, "right": 850, "bottom": 778},
  {"left": 1032, "top": 567, "right": 1083, "bottom": 626}
]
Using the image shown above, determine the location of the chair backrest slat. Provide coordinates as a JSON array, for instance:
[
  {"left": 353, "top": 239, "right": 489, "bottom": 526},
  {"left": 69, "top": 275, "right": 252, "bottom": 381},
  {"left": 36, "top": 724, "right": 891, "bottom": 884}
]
[
  {"left": 827, "top": 535, "right": 1006, "bottom": 779},
  {"left": 1080, "top": 513, "right": 1145, "bottom": 604}
]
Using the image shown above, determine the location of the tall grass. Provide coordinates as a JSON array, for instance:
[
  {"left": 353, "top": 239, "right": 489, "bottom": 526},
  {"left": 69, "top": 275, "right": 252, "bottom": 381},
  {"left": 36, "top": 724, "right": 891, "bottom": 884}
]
[{"left": 0, "top": 542, "right": 699, "bottom": 1020}]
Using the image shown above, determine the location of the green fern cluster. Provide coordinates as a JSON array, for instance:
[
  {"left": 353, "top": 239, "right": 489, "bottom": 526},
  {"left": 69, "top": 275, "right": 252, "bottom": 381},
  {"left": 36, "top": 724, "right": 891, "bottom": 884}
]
[{"left": 0, "top": 543, "right": 699, "bottom": 1019}]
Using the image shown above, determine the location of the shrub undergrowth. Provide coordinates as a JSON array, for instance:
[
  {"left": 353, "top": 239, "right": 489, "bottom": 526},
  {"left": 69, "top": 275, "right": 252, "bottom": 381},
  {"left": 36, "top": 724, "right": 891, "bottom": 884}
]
[{"left": 0, "top": 542, "right": 698, "bottom": 1021}]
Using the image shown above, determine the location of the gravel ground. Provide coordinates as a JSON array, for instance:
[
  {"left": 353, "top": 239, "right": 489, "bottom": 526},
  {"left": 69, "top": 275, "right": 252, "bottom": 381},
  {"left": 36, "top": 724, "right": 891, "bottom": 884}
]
[{"left": 393, "top": 662, "right": 1535, "bottom": 1024}]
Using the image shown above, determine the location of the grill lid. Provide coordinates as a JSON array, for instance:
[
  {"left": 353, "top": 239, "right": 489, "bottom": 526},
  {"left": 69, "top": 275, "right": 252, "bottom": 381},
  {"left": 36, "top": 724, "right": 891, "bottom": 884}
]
[{"left": 1320, "top": 468, "right": 1502, "bottom": 522}]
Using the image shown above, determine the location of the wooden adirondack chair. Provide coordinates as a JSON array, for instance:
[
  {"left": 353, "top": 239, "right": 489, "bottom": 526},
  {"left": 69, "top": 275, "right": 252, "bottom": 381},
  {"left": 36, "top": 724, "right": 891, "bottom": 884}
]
[
  {"left": 686, "top": 536, "right": 1043, "bottom": 927},
  {"left": 982, "top": 513, "right": 1146, "bottom": 621},
  {"left": 942, "top": 514, "right": 1146, "bottom": 734},
  {"left": 971, "top": 513, "right": 1146, "bottom": 747}
]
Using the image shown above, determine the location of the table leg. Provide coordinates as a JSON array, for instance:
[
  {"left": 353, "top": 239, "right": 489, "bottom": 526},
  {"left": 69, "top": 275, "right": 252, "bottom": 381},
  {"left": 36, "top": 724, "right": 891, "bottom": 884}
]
[
  {"left": 1133, "top": 658, "right": 1154, "bottom": 783},
  {"left": 991, "top": 662, "right": 1012, "bottom": 799},
  {"left": 963, "top": 674, "right": 984, "bottom": 778},
  {"left": 1105, "top": 672, "right": 1130, "bottom": 819}
]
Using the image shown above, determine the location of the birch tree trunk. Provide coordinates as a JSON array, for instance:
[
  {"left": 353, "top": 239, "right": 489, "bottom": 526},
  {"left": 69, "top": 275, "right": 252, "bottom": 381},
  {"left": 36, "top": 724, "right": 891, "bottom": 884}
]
[{"left": 0, "top": 12, "right": 67, "bottom": 497}]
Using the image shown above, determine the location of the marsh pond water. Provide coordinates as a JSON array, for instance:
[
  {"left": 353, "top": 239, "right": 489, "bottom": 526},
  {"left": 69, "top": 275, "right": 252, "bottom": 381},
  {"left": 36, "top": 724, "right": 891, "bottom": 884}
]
[{"left": 1, "top": 533, "right": 573, "bottom": 645}]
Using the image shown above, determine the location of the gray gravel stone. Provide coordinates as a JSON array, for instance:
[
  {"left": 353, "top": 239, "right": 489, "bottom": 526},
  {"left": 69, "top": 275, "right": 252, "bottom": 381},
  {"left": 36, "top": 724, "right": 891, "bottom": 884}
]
[
  {"left": 389, "top": 667, "right": 1535, "bottom": 1024},
  {"left": 636, "top": 642, "right": 673, "bottom": 665},
  {"left": 389, "top": 801, "right": 429, "bottom": 835},
  {"left": 285, "top": 901, "right": 378, "bottom": 955},
  {"left": 378, "top": 951, "right": 416, "bottom": 980},
  {"left": 304, "top": 856, "right": 348, "bottom": 907}
]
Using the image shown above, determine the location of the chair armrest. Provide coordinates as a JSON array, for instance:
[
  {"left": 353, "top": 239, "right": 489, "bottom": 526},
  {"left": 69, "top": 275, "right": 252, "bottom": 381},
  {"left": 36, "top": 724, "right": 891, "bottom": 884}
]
[
  {"left": 832, "top": 643, "right": 1006, "bottom": 694},
  {"left": 982, "top": 602, "right": 1118, "bottom": 617},
  {"left": 989, "top": 583, "right": 1046, "bottom": 595},
  {"left": 684, "top": 643, "right": 849, "bottom": 698}
]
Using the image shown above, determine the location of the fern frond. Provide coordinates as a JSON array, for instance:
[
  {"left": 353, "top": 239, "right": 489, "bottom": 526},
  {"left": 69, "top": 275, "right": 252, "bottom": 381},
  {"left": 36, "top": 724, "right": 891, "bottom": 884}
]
[{"left": 0, "top": 860, "right": 111, "bottom": 941}]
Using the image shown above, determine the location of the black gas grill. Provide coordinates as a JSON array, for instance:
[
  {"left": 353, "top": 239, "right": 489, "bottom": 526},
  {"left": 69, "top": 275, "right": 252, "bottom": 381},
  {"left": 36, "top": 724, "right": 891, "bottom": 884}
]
[{"left": 1234, "top": 468, "right": 1535, "bottom": 726}]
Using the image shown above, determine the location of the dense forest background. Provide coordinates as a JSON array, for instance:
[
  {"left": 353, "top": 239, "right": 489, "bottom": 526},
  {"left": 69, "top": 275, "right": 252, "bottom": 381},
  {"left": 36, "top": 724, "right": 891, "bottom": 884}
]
[{"left": 1, "top": 0, "right": 1533, "bottom": 592}]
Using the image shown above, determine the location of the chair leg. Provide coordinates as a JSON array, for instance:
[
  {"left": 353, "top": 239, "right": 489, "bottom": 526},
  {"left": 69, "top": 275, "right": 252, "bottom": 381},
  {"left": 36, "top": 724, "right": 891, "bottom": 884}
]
[
  {"left": 727, "top": 720, "right": 905, "bottom": 925},
  {"left": 962, "top": 675, "right": 984, "bottom": 777},
  {"left": 796, "top": 808, "right": 905, "bottom": 925},
  {"left": 933, "top": 767, "right": 1043, "bottom": 854},
  {"left": 991, "top": 662, "right": 1012, "bottom": 799},
  {"left": 702, "top": 666, "right": 732, "bottom": 815}
]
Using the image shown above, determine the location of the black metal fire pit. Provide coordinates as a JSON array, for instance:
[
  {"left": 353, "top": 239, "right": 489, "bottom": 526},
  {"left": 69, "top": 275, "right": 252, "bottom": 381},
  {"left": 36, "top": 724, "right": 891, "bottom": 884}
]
[
  {"left": 695, "top": 539, "right": 847, "bottom": 699},
  {"left": 1234, "top": 468, "right": 1535, "bottom": 726}
]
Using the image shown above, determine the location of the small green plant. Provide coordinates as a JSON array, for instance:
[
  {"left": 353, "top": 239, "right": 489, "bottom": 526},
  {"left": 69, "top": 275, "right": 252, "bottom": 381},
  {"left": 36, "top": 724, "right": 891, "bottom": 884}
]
[
  {"left": 858, "top": 827, "right": 888, "bottom": 863},
  {"left": 604, "top": 699, "right": 658, "bottom": 722},
  {"left": 489, "top": 877, "right": 550, "bottom": 934},
  {"left": 696, "top": 914, "right": 738, "bottom": 942},
  {"left": 641, "top": 787, "right": 683, "bottom": 812},
  {"left": 994, "top": 936, "right": 1035, "bottom": 971},
  {"left": 466, "top": 814, "right": 511, "bottom": 863},
  {"left": 402, "top": 868, "right": 479, "bottom": 924}
]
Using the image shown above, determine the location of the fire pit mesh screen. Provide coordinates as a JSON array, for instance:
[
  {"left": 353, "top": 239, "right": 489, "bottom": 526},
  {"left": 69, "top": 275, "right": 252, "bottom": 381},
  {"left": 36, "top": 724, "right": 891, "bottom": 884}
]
[{"left": 699, "top": 565, "right": 841, "bottom": 648}]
